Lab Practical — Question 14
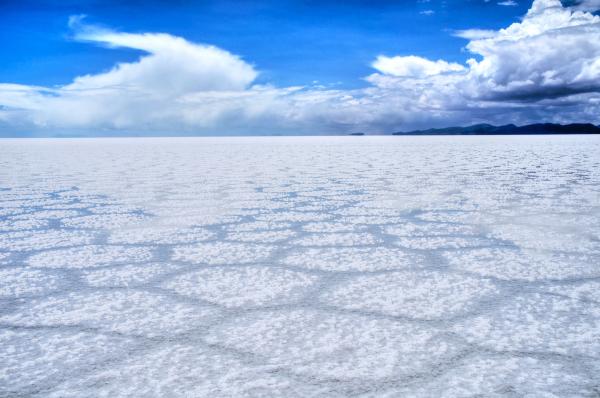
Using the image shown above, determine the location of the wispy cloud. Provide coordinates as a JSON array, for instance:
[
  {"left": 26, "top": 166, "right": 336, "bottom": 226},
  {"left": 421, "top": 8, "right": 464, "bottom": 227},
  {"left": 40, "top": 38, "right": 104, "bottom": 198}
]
[{"left": 452, "top": 29, "right": 497, "bottom": 40}]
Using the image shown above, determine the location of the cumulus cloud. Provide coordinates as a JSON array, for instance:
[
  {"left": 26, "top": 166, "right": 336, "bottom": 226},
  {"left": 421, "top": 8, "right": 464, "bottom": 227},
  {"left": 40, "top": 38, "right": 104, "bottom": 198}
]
[
  {"left": 464, "top": 0, "right": 600, "bottom": 100},
  {"left": 368, "top": 0, "right": 600, "bottom": 119},
  {"left": 1, "top": 0, "right": 600, "bottom": 135}
]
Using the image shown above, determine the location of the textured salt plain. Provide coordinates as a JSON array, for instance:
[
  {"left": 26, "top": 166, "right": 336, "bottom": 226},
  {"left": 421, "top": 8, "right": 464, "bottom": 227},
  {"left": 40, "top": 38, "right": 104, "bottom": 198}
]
[{"left": 0, "top": 136, "right": 599, "bottom": 397}]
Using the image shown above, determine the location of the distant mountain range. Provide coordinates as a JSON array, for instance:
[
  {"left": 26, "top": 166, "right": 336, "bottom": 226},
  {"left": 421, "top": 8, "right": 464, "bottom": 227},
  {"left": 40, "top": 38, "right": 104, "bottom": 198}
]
[{"left": 392, "top": 123, "right": 600, "bottom": 136}]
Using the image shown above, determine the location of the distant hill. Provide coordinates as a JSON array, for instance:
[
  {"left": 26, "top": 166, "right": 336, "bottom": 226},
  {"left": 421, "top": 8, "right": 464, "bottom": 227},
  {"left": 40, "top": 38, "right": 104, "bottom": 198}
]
[{"left": 392, "top": 123, "right": 600, "bottom": 136}]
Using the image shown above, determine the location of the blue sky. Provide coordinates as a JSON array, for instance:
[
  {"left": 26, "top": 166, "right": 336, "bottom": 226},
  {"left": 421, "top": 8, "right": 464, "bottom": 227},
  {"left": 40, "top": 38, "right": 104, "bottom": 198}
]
[
  {"left": 1, "top": 0, "right": 529, "bottom": 89},
  {"left": 0, "top": 0, "right": 599, "bottom": 135}
]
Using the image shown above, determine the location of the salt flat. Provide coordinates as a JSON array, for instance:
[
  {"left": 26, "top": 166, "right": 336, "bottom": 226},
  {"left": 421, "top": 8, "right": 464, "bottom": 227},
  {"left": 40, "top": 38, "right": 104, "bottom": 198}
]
[{"left": 0, "top": 136, "right": 599, "bottom": 396}]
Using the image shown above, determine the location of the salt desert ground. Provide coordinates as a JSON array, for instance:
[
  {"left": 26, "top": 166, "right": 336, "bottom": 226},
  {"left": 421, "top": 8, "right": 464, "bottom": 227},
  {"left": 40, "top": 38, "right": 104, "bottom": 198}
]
[{"left": 1, "top": 135, "right": 599, "bottom": 396}]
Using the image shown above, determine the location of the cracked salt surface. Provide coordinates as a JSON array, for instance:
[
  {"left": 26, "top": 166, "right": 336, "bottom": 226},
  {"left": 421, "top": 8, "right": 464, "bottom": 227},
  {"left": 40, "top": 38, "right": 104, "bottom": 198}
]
[
  {"left": 0, "top": 268, "right": 62, "bottom": 298},
  {"left": 283, "top": 247, "right": 422, "bottom": 272},
  {"left": 1, "top": 136, "right": 599, "bottom": 396},
  {"left": 319, "top": 270, "right": 499, "bottom": 319},
  {"left": 163, "top": 266, "right": 318, "bottom": 307},
  {"left": 205, "top": 309, "right": 463, "bottom": 381},
  {"left": 0, "top": 290, "right": 221, "bottom": 338},
  {"left": 26, "top": 245, "right": 154, "bottom": 269},
  {"left": 173, "top": 242, "right": 274, "bottom": 265},
  {"left": 0, "top": 229, "right": 97, "bottom": 251}
]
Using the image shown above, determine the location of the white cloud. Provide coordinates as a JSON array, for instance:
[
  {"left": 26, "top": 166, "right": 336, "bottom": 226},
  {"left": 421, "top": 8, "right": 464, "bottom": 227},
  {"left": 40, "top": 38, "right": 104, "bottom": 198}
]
[
  {"left": 371, "top": 55, "right": 465, "bottom": 78},
  {"left": 1, "top": 0, "right": 600, "bottom": 135},
  {"left": 464, "top": 0, "right": 600, "bottom": 100},
  {"left": 0, "top": 19, "right": 261, "bottom": 133},
  {"left": 452, "top": 29, "right": 497, "bottom": 40},
  {"left": 369, "top": 0, "right": 600, "bottom": 110},
  {"left": 68, "top": 17, "right": 257, "bottom": 95}
]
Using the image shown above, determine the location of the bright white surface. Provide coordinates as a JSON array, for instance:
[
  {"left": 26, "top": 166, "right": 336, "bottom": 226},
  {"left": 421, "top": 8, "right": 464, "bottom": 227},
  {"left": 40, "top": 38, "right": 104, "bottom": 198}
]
[{"left": 0, "top": 136, "right": 599, "bottom": 396}]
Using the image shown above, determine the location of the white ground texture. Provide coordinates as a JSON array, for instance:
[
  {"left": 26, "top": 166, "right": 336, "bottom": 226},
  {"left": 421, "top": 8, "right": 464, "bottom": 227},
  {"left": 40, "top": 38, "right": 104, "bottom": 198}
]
[{"left": 0, "top": 136, "right": 599, "bottom": 397}]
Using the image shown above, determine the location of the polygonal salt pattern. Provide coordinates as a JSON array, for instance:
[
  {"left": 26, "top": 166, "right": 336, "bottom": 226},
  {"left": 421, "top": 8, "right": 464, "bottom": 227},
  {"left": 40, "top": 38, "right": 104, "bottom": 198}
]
[
  {"left": 444, "top": 247, "right": 600, "bottom": 281},
  {"left": 488, "top": 223, "right": 600, "bottom": 253},
  {"left": 162, "top": 266, "right": 318, "bottom": 307},
  {"left": 87, "top": 204, "right": 143, "bottom": 214},
  {"left": 0, "top": 217, "right": 48, "bottom": 232},
  {"left": 291, "top": 232, "right": 381, "bottom": 247},
  {"left": 0, "top": 268, "right": 62, "bottom": 298},
  {"left": 1, "top": 136, "right": 600, "bottom": 395},
  {"left": 226, "top": 230, "right": 297, "bottom": 243},
  {"left": 394, "top": 236, "right": 493, "bottom": 250},
  {"left": 142, "top": 214, "right": 239, "bottom": 228},
  {"left": 320, "top": 270, "right": 499, "bottom": 319},
  {"left": 283, "top": 247, "right": 421, "bottom": 272},
  {"left": 453, "top": 293, "right": 600, "bottom": 357},
  {"left": 0, "top": 229, "right": 97, "bottom": 251},
  {"left": 385, "top": 222, "right": 479, "bottom": 237},
  {"left": 544, "top": 280, "right": 600, "bottom": 303},
  {"left": 254, "top": 211, "right": 333, "bottom": 223},
  {"left": 11, "top": 209, "right": 82, "bottom": 220},
  {"left": 107, "top": 226, "right": 215, "bottom": 245},
  {"left": 81, "top": 263, "right": 183, "bottom": 287},
  {"left": 173, "top": 242, "right": 274, "bottom": 265},
  {"left": 0, "top": 290, "right": 221, "bottom": 338},
  {"left": 415, "top": 211, "right": 475, "bottom": 223},
  {"left": 46, "top": 344, "right": 335, "bottom": 398},
  {"left": 224, "top": 221, "right": 293, "bottom": 232},
  {"left": 338, "top": 215, "right": 407, "bottom": 225},
  {"left": 301, "top": 222, "right": 368, "bottom": 233},
  {"left": 26, "top": 245, "right": 154, "bottom": 269},
  {"left": 366, "top": 355, "right": 599, "bottom": 397},
  {"left": 0, "top": 329, "right": 136, "bottom": 397},
  {"left": 205, "top": 309, "right": 464, "bottom": 381},
  {"left": 61, "top": 213, "right": 149, "bottom": 229}
]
